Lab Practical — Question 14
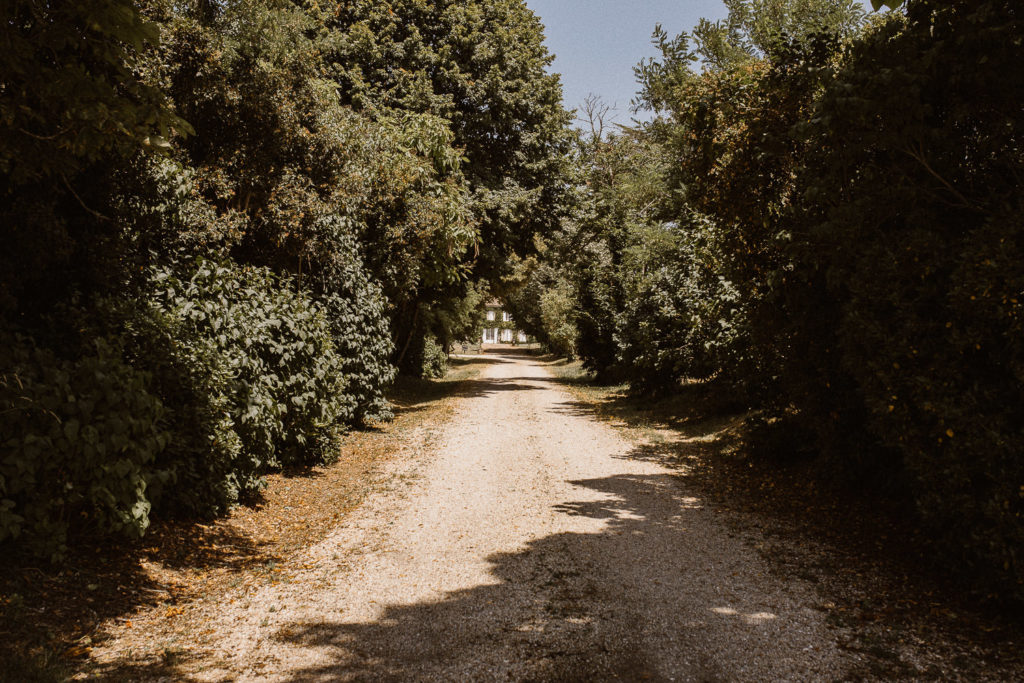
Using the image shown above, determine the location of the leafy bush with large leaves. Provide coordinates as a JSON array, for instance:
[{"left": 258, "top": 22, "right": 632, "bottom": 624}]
[
  {"left": 0, "top": 254, "right": 358, "bottom": 559},
  {"left": 149, "top": 260, "right": 349, "bottom": 473},
  {"left": 0, "top": 331, "right": 170, "bottom": 560}
]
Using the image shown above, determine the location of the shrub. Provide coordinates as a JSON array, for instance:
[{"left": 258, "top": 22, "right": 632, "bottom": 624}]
[
  {"left": 112, "top": 288, "right": 254, "bottom": 517},
  {"left": 574, "top": 242, "right": 624, "bottom": 378},
  {"left": 0, "top": 256, "right": 365, "bottom": 558},
  {"left": 790, "top": 0, "right": 1024, "bottom": 596},
  {"left": 538, "top": 278, "right": 578, "bottom": 359},
  {"left": 310, "top": 218, "right": 396, "bottom": 425},
  {"left": 148, "top": 260, "right": 350, "bottom": 473},
  {"left": 0, "top": 332, "right": 169, "bottom": 560},
  {"left": 418, "top": 334, "right": 449, "bottom": 380},
  {"left": 616, "top": 217, "right": 744, "bottom": 396}
]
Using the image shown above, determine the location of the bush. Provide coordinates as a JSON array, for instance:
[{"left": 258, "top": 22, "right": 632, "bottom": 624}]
[
  {"left": 0, "top": 256, "right": 369, "bottom": 558},
  {"left": 310, "top": 219, "right": 396, "bottom": 425},
  {"left": 0, "top": 332, "right": 169, "bottom": 560},
  {"left": 418, "top": 334, "right": 449, "bottom": 379},
  {"left": 538, "top": 279, "right": 578, "bottom": 359},
  {"left": 117, "top": 298, "right": 245, "bottom": 517},
  {"left": 148, "top": 259, "right": 350, "bottom": 472},
  {"left": 789, "top": 0, "right": 1024, "bottom": 596},
  {"left": 616, "top": 217, "right": 744, "bottom": 396},
  {"left": 574, "top": 242, "right": 624, "bottom": 378}
]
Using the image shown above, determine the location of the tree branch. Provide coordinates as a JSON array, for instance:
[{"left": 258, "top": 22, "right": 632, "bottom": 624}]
[
  {"left": 903, "top": 142, "right": 975, "bottom": 210},
  {"left": 61, "top": 173, "right": 110, "bottom": 222}
]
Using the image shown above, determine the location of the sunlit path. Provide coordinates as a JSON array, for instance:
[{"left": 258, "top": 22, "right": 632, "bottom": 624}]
[{"left": 160, "top": 352, "right": 847, "bottom": 681}]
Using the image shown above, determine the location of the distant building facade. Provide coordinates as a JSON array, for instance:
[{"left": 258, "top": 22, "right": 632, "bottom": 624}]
[{"left": 481, "top": 300, "right": 529, "bottom": 345}]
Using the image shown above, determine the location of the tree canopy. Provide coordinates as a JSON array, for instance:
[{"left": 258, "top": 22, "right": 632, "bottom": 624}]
[
  {"left": 0, "top": 0, "right": 572, "bottom": 557},
  {"left": 511, "top": 0, "right": 1024, "bottom": 602}
]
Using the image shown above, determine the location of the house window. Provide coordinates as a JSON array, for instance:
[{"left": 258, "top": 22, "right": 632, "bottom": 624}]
[
  {"left": 486, "top": 310, "right": 495, "bottom": 321},
  {"left": 502, "top": 311, "right": 511, "bottom": 322}
]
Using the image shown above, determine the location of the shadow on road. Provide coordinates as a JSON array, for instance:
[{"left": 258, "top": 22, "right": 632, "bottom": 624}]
[
  {"left": 391, "top": 377, "right": 546, "bottom": 418},
  {"left": 266, "top": 470, "right": 800, "bottom": 682},
  {"left": 83, "top": 352, "right": 1024, "bottom": 681}
]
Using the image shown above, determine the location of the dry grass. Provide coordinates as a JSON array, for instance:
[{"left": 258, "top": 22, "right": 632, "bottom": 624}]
[{"left": 0, "top": 359, "right": 485, "bottom": 682}]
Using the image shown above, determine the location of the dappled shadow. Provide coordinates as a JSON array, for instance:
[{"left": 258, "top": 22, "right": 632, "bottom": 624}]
[
  {"left": 137, "top": 518, "right": 277, "bottom": 573},
  {"left": 547, "top": 374, "right": 748, "bottom": 434},
  {"left": 449, "top": 355, "right": 511, "bottom": 365},
  {"left": 480, "top": 346, "right": 543, "bottom": 359},
  {"left": 387, "top": 356, "right": 510, "bottom": 417},
  {"left": 224, "top": 471, "right": 832, "bottom": 682},
  {"left": 540, "top": 371, "right": 1024, "bottom": 675},
  {"left": 448, "top": 378, "right": 546, "bottom": 399},
  {"left": 392, "top": 376, "right": 546, "bottom": 418},
  {"left": 546, "top": 394, "right": 743, "bottom": 443}
]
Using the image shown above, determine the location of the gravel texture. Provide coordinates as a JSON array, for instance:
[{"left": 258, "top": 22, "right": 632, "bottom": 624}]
[{"left": 125, "top": 352, "right": 852, "bottom": 681}]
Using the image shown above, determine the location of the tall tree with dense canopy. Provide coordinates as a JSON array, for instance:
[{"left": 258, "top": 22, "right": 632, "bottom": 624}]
[
  {"left": 0, "top": 0, "right": 577, "bottom": 556},
  {"left": 304, "top": 0, "right": 575, "bottom": 280}
]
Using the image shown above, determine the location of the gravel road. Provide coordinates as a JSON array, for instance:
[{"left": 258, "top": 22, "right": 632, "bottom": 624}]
[{"left": 188, "top": 352, "right": 847, "bottom": 681}]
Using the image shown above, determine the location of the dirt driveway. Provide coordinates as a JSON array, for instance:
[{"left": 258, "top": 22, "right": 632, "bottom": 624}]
[{"left": 94, "top": 352, "right": 849, "bottom": 681}]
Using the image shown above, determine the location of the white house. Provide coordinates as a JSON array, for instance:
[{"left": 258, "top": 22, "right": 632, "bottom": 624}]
[{"left": 481, "top": 301, "right": 529, "bottom": 345}]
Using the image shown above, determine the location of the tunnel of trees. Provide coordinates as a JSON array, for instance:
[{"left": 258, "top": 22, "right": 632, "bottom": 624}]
[{"left": 2, "top": 0, "right": 1022, "bottom": 604}]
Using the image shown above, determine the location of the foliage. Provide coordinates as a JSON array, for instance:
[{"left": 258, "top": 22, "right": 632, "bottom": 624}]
[
  {"left": 0, "top": 0, "right": 189, "bottom": 184},
  {"left": 419, "top": 335, "right": 450, "bottom": 380},
  {"left": 538, "top": 280, "right": 579, "bottom": 360},
  {"left": 606, "top": 0, "right": 1023, "bottom": 599},
  {"left": 308, "top": 0, "right": 575, "bottom": 282},
  {"left": 573, "top": 239, "right": 624, "bottom": 377},
  {"left": 149, "top": 260, "right": 349, "bottom": 471},
  {"left": 785, "top": 0, "right": 1024, "bottom": 596},
  {"left": 0, "top": 331, "right": 169, "bottom": 560},
  {"left": 570, "top": 127, "right": 674, "bottom": 379},
  {"left": 421, "top": 281, "right": 490, "bottom": 352},
  {"left": 397, "top": 282, "right": 489, "bottom": 379},
  {"left": 313, "top": 224, "right": 396, "bottom": 425},
  {"left": 615, "top": 216, "right": 743, "bottom": 395},
  {"left": 503, "top": 252, "right": 575, "bottom": 357},
  {"left": 0, "top": 0, "right": 575, "bottom": 560},
  {"left": 518, "top": 0, "right": 1024, "bottom": 603},
  {"left": 110, "top": 292, "right": 245, "bottom": 517},
  {"left": 151, "top": 0, "right": 496, "bottom": 380},
  {"left": 505, "top": 122, "right": 671, "bottom": 376},
  {"left": 634, "top": 0, "right": 864, "bottom": 112}
]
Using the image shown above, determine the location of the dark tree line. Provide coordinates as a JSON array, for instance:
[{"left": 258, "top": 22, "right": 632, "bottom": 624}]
[
  {"left": 0, "top": 0, "right": 572, "bottom": 558},
  {"left": 511, "top": 0, "right": 1024, "bottom": 602}
]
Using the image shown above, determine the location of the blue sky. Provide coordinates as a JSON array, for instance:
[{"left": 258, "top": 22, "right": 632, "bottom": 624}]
[
  {"left": 524, "top": 0, "right": 730, "bottom": 125},
  {"left": 525, "top": 0, "right": 872, "bottom": 127}
]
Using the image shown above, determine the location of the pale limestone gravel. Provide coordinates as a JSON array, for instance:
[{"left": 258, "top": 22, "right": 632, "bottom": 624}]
[{"left": 137, "top": 353, "right": 852, "bottom": 681}]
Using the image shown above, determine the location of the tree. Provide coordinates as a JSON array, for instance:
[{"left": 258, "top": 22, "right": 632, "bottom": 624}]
[
  {"left": 634, "top": 0, "right": 864, "bottom": 112},
  {"left": 785, "top": 0, "right": 1024, "bottom": 597},
  {"left": 0, "top": 0, "right": 188, "bottom": 184},
  {"left": 304, "top": 0, "right": 575, "bottom": 283}
]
